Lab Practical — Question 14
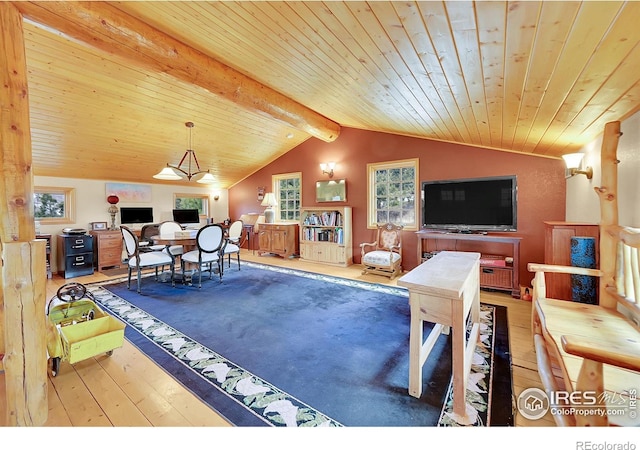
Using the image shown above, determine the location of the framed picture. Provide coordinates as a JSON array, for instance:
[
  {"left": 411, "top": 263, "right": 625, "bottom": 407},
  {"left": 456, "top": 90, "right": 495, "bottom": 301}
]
[
  {"left": 106, "top": 182, "right": 152, "bottom": 203},
  {"left": 90, "top": 221, "right": 108, "bottom": 231},
  {"left": 316, "top": 179, "right": 347, "bottom": 202}
]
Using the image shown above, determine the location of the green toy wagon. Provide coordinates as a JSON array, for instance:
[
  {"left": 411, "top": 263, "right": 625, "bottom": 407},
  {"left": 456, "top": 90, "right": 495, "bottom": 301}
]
[{"left": 46, "top": 282, "right": 125, "bottom": 376}]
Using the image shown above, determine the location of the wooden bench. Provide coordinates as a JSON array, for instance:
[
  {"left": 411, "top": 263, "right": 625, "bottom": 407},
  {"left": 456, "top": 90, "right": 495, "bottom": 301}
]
[{"left": 528, "top": 121, "right": 640, "bottom": 426}]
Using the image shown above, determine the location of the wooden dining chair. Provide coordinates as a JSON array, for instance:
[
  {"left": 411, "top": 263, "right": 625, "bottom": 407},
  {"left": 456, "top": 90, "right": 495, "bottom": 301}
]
[
  {"left": 180, "top": 224, "right": 226, "bottom": 288},
  {"left": 222, "top": 219, "right": 244, "bottom": 273},
  {"left": 158, "top": 220, "right": 185, "bottom": 259},
  {"left": 121, "top": 226, "right": 175, "bottom": 293}
]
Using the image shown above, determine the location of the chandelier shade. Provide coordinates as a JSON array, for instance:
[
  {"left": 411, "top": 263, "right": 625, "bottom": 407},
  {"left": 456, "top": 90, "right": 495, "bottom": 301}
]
[
  {"left": 153, "top": 121, "right": 215, "bottom": 184},
  {"left": 153, "top": 166, "right": 183, "bottom": 180}
]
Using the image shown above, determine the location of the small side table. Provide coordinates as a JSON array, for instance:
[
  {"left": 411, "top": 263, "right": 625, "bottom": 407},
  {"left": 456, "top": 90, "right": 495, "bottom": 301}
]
[
  {"left": 242, "top": 224, "right": 256, "bottom": 254},
  {"left": 397, "top": 251, "right": 481, "bottom": 420}
]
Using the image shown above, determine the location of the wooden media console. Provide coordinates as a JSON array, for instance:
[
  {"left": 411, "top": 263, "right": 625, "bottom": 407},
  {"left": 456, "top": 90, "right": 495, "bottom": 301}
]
[{"left": 416, "top": 231, "right": 522, "bottom": 298}]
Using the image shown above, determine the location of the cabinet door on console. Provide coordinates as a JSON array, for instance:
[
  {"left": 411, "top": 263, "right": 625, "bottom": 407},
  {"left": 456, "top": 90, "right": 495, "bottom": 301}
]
[{"left": 258, "top": 229, "right": 272, "bottom": 252}]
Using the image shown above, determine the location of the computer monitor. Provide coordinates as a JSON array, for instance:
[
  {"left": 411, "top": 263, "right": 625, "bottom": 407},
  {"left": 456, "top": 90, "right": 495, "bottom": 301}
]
[
  {"left": 120, "top": 207, "right": 153, "bottom": 224},
  {"left": 172, "top": 208, "right": 200, "bottom": 225}
]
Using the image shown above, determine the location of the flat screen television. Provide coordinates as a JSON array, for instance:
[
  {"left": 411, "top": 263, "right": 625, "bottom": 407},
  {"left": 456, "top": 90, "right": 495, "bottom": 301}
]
[
  {"left": 172, "top": 208, "right": 200, "bottom": 225},
  {"left": 422, "top": 175, "right": 517, "bottom": 232},
  {"left": 120, "top": 207, "right": 153, "bottom": 224}
]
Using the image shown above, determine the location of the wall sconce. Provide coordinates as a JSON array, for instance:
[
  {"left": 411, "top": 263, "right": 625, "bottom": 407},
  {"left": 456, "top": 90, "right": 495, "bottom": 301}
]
[
  {"left": 261, "top": 192, "right": 278, "bottom": 223},
  {"left": 562, "top": 153, "right": 593, "bottom": 179},
  {"left": 320, "top": 162, "right": 335, "bottom": 178},
  {"left": 213, "top": 194, "right": 220, "bottom": 201}
]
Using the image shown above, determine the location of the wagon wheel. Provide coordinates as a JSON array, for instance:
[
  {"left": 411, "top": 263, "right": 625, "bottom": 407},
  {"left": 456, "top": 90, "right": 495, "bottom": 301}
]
[{"left": 56, "top": 282, "right": 87, "bottom": 303}]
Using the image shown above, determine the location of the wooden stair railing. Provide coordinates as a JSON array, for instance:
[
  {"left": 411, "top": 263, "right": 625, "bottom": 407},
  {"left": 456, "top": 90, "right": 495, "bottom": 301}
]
[{"left": 528, "top": 121, "right": 640, "bottom": 427}]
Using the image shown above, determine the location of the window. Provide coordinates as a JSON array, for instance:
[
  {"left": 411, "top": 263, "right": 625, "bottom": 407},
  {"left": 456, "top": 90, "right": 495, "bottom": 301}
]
[
  {"left": 34, "top": 187, "right": 76, "bottom": 224},
  {"left": 273, "top": 172, "right": 302, "bottom": 221},
  {"left": 366, "top": 159, "right": 419, "bottom": 230},
  {"left": 174, "top": 193, "right": 209, "bottom": 216}
]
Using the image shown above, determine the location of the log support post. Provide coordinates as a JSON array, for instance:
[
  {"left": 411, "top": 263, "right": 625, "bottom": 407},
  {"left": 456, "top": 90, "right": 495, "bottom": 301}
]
[
  {"left": 1, "top": 2, "right": 48, "bottom": 425},
  {"left": 594, "top": 121, "right": 622, "bottom": 310}
]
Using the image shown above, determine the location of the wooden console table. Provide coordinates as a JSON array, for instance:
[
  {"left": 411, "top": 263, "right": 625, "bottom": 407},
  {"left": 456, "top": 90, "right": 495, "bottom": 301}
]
[
  {"left": 397, "top": 251, "right": 481, "bottom": 420},
  {"left": 416, "top": 230, "right": 521, "bottom": 298}
]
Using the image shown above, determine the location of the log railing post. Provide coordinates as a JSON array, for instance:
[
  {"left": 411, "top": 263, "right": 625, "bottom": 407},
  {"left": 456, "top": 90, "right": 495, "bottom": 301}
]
[{"left": 594, "top": 121, "right": 622, "bottom": 310}]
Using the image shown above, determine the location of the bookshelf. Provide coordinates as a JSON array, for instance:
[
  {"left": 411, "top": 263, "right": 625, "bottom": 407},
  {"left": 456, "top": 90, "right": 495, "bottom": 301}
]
[{"left": 299, "top": 206, "right": 352, "bottom": 267}]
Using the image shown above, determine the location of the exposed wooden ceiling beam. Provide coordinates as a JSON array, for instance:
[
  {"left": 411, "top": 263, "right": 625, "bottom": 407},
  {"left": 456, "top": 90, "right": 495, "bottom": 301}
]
[{"left": 14, "top": 1, "right": 341, "bottom": 142}]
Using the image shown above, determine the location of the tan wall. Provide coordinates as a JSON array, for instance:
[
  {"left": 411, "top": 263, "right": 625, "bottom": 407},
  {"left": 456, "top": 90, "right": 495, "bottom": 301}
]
[
  {"left": 33, "top": 175, "right": 227, "bottom": 273},
  {"left": 566, "top": 111, "right": 640, "bottom": 227},
  {"left": 229, "top": 127, "right": 566, "bottom": 287}
]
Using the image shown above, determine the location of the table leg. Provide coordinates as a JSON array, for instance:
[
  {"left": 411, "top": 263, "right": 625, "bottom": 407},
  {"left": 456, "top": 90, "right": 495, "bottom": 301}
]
[
  {"left": 451, "top": 299, "right": 467, "bottom": 417},
  {"left": 408, "top": 295, "right": 423, "bottom": 398}
]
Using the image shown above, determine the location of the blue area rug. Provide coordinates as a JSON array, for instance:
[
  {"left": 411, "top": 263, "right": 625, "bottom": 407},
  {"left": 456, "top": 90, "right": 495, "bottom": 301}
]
[{"left": 88, "top": 262, "right": 513, "bottom": 427}]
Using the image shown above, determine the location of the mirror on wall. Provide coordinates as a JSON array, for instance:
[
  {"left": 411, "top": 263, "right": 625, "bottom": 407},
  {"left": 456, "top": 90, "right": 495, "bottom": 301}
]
[{"left": 316, "top": 179, "right": 346, "bottom": 202}]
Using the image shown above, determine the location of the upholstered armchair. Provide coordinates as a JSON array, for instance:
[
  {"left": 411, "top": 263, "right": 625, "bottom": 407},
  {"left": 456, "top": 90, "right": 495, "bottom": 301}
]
[{"left": 360, "top": 223, "right": 404, "bottom": 279}]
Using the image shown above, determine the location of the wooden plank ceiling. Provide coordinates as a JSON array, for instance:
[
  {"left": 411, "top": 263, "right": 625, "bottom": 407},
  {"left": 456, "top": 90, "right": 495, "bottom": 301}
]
[{"left": 17, "top": 1, "right": 640, "bottom": 188}]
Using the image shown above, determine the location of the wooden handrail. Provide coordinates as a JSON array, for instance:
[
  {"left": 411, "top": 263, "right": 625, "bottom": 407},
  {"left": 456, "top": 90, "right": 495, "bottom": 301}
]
[{"left": 527, "top": 263, "right": 603, "bottom": 277}]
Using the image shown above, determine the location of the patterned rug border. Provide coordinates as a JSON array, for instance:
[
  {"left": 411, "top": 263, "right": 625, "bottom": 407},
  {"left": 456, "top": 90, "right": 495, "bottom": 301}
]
[{"left": 89, "top": 261, "right": 505, "bottom": 427}]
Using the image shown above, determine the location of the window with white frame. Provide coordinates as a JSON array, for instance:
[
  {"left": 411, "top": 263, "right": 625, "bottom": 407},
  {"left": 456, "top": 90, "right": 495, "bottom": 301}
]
[
  {"left": 34, "top": 187, "right": 76, "bottom": 224},
  {"left": 273, "top": 172, "right": 302, "bottom": 221},
  {"left": 366, "top": 159, "right": 419, "bottom": 230}
]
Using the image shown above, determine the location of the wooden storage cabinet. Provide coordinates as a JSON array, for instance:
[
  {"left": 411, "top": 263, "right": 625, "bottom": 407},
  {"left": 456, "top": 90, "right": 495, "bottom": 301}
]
[
  {"left": 544, "top": 221, "right": 599, "bottom": 301},
  {"left": 57, "top": 234, "right": 94, "bottom": 279},
  {"left": 416, "top": 231, "right": 522, "bottom": 298},
  {"left": 258, "top": 223, "right": 299, "bottom": 258},
  {"left": 36, "top": 234, "right": 52, "bottom": 279},
  {"left": 90, "top": 230, "right": 123, "bottom": 271},
  {"left": 299, "top": 206, "right": 352, "bottom": 267}
]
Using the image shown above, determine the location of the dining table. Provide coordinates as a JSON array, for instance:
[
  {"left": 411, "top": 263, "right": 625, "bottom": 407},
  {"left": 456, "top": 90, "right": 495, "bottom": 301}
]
[
  {"left": 150, "top": 234, "right": 198, "bottom": 283},
  {"left": 150, "top": 234, "right": 197, "bottom": 251}
]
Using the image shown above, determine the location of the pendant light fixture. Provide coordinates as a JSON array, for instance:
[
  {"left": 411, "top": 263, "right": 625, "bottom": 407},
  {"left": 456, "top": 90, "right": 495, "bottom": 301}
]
[{"left": 154, "top": 121, "right": 216, "bottom": 184}]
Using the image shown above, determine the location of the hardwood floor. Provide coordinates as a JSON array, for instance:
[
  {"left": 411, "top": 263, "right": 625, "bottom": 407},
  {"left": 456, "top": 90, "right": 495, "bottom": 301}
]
[{"left": 1, "top": 249, "right": 555, "bottom": 427}]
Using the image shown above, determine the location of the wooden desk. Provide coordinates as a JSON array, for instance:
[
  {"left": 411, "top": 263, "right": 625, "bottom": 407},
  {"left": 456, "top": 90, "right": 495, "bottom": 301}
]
[{"left": 397, "top": 251, "right": 481, "bottom": 420}]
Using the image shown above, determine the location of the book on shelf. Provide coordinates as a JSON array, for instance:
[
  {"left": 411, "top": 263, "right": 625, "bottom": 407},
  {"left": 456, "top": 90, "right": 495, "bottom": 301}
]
[
  {"left": 303, "top": 226, "right": 345, "bottom": 244},
  {"left": 303, "top": 211, "right": 342, "bottom": 227}
]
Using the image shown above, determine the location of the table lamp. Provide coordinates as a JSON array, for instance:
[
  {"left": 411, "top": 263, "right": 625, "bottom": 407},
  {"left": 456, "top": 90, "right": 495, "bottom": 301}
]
[
  {"left": 261, "top": 192, "right": 277, "bottom": 223},
  {"left": 107, "top": 195, "right": 119, "bottom": 230}
]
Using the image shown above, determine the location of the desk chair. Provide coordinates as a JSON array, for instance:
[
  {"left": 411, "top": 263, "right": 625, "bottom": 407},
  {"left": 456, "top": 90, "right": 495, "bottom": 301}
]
[
  {"left": 121, "top": 226, "right": 175, "bottom": 293},
  {"left": 139, "top": 223, "right": 162, "bottom": 252}
]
